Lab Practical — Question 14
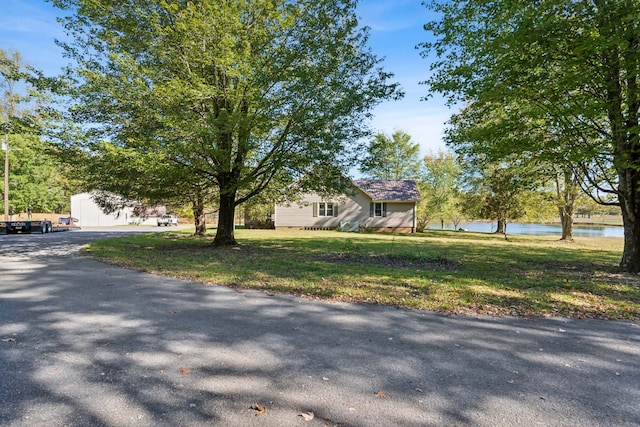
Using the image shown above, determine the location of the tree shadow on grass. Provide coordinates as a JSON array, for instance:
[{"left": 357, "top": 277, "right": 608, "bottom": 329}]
[{"left": 85, "top": 231, "right": 639, "bottom": 319}]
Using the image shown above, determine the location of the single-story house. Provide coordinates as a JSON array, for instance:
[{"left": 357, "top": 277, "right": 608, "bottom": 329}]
[
  {"left": 70, "top": 192, "right": 165, "bottom": 226},
  {"left": 274, "top": 179, "right": 421, "bottom": 233}
]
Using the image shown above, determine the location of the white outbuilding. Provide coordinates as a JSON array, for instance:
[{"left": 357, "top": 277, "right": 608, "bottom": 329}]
[{"left": 70, "top": 192, "right": 162, "bottom": 226}]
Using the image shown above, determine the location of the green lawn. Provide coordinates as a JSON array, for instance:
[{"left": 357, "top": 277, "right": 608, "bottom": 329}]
[{"left": 84, "top": 228, "right": 639, "bottom": 320}]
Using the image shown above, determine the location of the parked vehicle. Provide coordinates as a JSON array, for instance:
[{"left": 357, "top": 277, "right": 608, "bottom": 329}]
[
  {"left": 157, "top": 214, "right": 179, "bottom": 226},
  {"left": 0, "top": 219, "right": 77, "bottom": 234},
  {"left": 0, "top": 220, "right": 51, "bottom": 234}
]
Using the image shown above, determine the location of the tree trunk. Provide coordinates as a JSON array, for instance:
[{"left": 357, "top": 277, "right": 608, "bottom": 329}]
[
  {"left": 600, "top": 26, "right": 640, "bottom": 271},
  {"left": 213, "top": 190, "right": 238, "bottom": 246},
  {"left": 192, "top": 195, "right": 206, "bottom": 237},
  {"left": 618, "top": 169, "right": 640, "bottom": 272},
  {"left": 556, "top": 167, "right": 577, "bottom": 241},
  {"left": 620, "top": 215, "right": 640, "bottom": 273},
  {"left": 452, "top": 216, "right": 461, "bottom": 229},
  {"left": 495, "top": 219, "right": 505, "bottom": 234},
  {"left": 559, "top": 210, "right": 573, "bottom": 241},
  {"left": 558, "top": 187, "right": 575, "bottom": 242}
]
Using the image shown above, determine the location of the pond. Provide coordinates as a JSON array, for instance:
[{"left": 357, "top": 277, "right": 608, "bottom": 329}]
[{"left": 428, "top": 221, "right": 624, "bottom": 238}]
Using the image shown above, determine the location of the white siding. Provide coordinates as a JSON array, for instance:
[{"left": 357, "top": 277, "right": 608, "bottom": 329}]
[
  {"left": 275, "top": 189, "right": 416, "bottom": 230},
  {"left": 70, "top": 192, "right": 131, "bottom": 226},
  {"left": 364, "top": 202, "right": 416, "bottom": 229},
  {"left": 274, "top": 193, "right": 362, "bottom": 229}
]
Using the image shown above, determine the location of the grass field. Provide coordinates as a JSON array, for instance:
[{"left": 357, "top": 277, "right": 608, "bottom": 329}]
[{"left": 84, "top": 228, "right": 639, "bottom": 320}]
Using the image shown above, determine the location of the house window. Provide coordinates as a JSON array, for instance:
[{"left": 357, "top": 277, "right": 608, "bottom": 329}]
[
  {"left": 369, "top": 202, "right": 387, "bottom": 217},
  {"left": 314, "top": 202, "right": 337, "bottom": 217}
]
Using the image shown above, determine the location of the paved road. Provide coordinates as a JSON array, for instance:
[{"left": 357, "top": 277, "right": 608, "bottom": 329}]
[{"left": 0, "top": 228, "right": 638, "bottom": 426}]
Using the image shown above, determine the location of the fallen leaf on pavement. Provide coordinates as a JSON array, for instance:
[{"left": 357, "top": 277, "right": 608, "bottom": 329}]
[
  {"left": 375, "top": 391, "right": 387, "bottom": 399},
  {"left": 299, "top": 411, "right": 314, "bottom": 421},
  {"left": 251, "top": 403, "right": 267, "bottom": 416},
  {"left": 178, "top": 367, "right": 191, "bottom": 375}
]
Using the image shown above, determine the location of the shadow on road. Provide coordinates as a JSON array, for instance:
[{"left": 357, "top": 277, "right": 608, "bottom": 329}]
[{"left": 0, "top": 232, "right": 638, "bottom": 426}]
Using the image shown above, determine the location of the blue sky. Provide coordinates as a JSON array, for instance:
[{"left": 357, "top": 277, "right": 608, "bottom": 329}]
[{"left": 0, "top": 0, "right": 451, "bottom": 155}]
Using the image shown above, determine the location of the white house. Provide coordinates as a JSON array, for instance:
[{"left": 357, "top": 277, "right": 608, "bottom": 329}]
[{"left": 274, "top": 180, "right": 421, "bottom": 233}]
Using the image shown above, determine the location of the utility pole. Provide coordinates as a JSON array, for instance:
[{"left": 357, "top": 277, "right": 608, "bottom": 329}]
[{"left": 2, "top": 138, "right": 7, "bottom": 221}]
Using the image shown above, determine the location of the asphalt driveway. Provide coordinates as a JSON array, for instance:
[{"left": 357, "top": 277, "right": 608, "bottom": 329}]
[{"left": 0, "top": 228, "right": 638, "bottom": 426}]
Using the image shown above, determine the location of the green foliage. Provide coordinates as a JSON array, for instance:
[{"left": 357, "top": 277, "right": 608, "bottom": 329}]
[
  {"left": 575, "top": 193, "right": 620, "bottom": 219},
  {"left": 417, "top": 150, "right": 462, "bottom": 231},
  {"left": 242, "top": 197, "right": 275, "bottom": 229},
  {"left": 458, "top": 159, "right": 541, "bottom": 232},
  {"left": 1, "top": 49, "right": 74, "bottom": 215},
  {"left": 421, "top": 0, "right": 640, "bottom": 270},
  {"left": 518, "top": 190, "right": 557, "bottom": 223},
  {"left": 2, "top": 134, "right": 69, "bottom": 213},
  {"left": 53, "top": 0, "right": 401, "bottom": 245},
  {"left": 445, "top": 101, "right": 583, "bottom": 237},
  {"left": 359, "top": 130, "right": 422, "bottom": 180},
  {"left": 84, "top": 142, "right": 214, "bottom": 210}
]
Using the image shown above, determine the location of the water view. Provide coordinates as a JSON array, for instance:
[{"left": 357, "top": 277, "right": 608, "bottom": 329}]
[{"left": 429, "top": 222, "right": 624, "bottom": 238}]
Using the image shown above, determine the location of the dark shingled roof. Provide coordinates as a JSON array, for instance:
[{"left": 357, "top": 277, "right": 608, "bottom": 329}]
[{"left": 353, "top": 179, "right": 421, "bottom": 202}]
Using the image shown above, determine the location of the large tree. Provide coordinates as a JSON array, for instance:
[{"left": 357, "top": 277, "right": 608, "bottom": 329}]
[
  {"left": 421, "top": 0, "right": 640, "bottom": 271},
  {"left": 52, "top": 0, "right": 400, "bottom": 245},
  {"left": 359, "top": 130, "right": 422, "bottom": 180},
  {"left": 458, "top": 157, "right": 535, "bottom": 235},
  {"left": 445, "top": 101, "right": 584, "bottom": 240}
]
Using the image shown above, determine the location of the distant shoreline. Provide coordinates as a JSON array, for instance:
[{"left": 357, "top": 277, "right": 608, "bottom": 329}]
[
  {"left": 568, "top": 221, "right": 623, "bottom": 227},
  {"left": 461, "top": 218, "right": 624, "bottom": 227},
  {"left": 568, "top": 217, "right": 623, "bottom": 227}
]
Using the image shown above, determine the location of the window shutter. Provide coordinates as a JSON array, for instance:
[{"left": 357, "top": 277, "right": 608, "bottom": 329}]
[
  {"left": 369, "top": 202, "right": 374, "bottom": 217},
  {"left": 333, "top": 204, "right": 339, "bottom": 217},
  {"left": 382, "top": 202, "right": 387, "bottom": 217},
  {"left": 313, "top": 202, "right": 318, "bottom": 217}
]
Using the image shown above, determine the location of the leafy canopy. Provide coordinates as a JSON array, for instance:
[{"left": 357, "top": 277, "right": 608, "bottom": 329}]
[
  {"left": 359, "top": 130, "right": 421, "bottom": 180},
  {"left": 53, "top": 0, "right": 401, "bottom": 244},
  {"left": 420, "top": 0, "right": 640, "bottom": 270}
]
